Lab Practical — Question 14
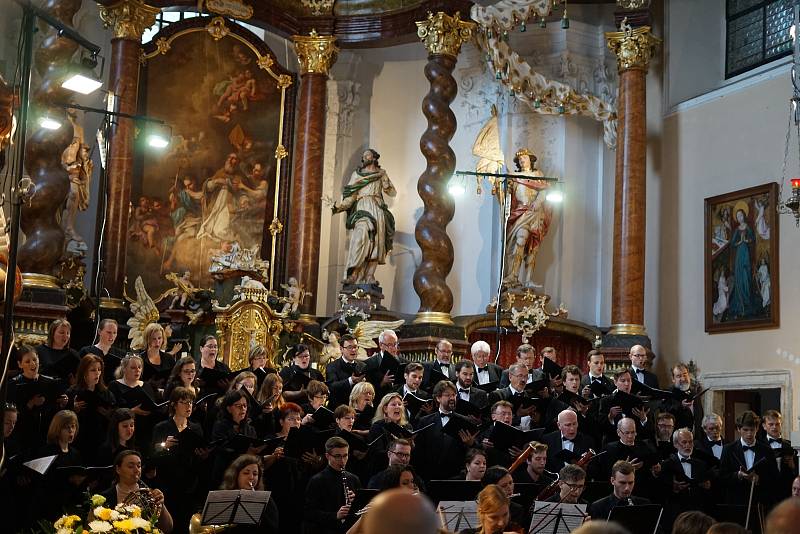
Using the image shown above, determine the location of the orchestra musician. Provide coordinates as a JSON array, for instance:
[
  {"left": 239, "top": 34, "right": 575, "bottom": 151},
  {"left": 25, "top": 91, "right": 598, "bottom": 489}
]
[
  {"left": 458, "top": 484, "right": 510, "bottom": 534},
  {"left": 215, "top": 454, "right": 280, "bottom": 534},
  {"left": 303, "top": 436, "right": 362, "bottom": 534},
  {"left": 587, "top": 460, "right": 650, "bottom": 520}
]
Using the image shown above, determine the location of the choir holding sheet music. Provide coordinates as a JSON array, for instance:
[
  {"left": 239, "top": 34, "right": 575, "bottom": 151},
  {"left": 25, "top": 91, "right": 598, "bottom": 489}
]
[{"left": 3, "top": 325, "right": 799, "bottom": 534}]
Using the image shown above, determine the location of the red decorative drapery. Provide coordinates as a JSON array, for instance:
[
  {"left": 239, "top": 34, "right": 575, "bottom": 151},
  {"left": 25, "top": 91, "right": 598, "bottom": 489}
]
[{"left": 468, "top": 328, "right": 592, "bottom": 371}]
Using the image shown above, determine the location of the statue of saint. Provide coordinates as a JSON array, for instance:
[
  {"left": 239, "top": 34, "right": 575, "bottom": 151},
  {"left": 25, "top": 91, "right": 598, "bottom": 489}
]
[
  {"left": 332, "top": 149, "right": 396, "bottom": 285},
  {"left": 61, "top": 108, "right": 92, "bottom": 255},
  {"left": 503, "top": 149, "right": 553, "bottom": 288}
]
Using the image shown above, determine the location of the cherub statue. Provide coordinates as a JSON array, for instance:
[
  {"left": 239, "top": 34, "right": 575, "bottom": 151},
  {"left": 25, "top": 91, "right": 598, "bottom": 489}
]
[
  {"left": 321, "top": 330, "right": 342, "bottom": 365},
  {"left": 280, "top": 277, "right": 312, "bottom": 314},
  {"left": 127, "top": 276, "right": 160, "bottom": 351},
  {"left": 166, "top": 270, "right": 198, "bottom": 309}
]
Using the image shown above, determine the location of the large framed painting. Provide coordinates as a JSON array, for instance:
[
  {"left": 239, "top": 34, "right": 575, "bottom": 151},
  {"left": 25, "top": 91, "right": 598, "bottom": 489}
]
[
  {"left": 704, "top": 182, "right": 779, "bottom": 333},
  {"left": 131, "top": 16, "right": 295, "bottom": 295}
]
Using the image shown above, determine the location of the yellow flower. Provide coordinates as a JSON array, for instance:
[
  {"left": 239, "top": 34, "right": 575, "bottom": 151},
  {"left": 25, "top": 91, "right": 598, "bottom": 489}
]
[
  {"left": 94, "top": 507, "right": 113, "bottom": 521},
  {"left": 113, "top": 518, "right": 135, "bottom": 532},
  {"left": 91, "top": 494, "right": 107, "bottom": 507},
  {"left": 63, "top": 515, "right": 81, "bottom": 528}
]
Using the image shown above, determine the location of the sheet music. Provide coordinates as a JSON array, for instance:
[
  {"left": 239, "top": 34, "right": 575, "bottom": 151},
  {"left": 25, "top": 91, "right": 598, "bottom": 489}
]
[
  {"left": 202, "top": 490, "right": 271, "bottom": 525},
  {"left": 530, "top": 501, "right": 587, "bottom": 534},
  {"left": 437, "top": 500, "right": 479, "bottom": 531}
]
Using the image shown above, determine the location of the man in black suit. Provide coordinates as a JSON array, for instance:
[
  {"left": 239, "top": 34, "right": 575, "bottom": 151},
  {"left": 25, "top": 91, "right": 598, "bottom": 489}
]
[
  {"left": 303, "top": 436, "right": 362, "bottom": 534},
  {"left": 657, "top": 428, "right": 714, "bottom": 529},
  {"left": 596, "top": 369, "right": 651, "bottom": 444},
  {"left": 421, "top": 339, "right": 456, "bottom": 391},
  {"left": 629, "top": 344, "right": 659, "bottom": 388},
  {"left": 412, "top": 380, "right": 477, "bottom": 480},
  {"left": 580, "top": 350, "right": 615, "bottom": 395},
  {"left": 719, "top": 410, "right": 779, "bottom": 508},
  {"left": 762, "top": 409, "right": 797, "bottom": 501},
  {"left": 500, "top": 344, "right": 540, "bottom": 387},
  {"left": 594, "top": 417, "right": 658, "bottom": 488},
  {"left": 540, "top": 409, "right": 595, "bottom": 473},
  {"left": 325, "top": 334, "right": 366, "bottom": 408},
  {"left": 454, "top": 360, "right": 489, "bottom": 410},
  {"left": 512, "top": 441, "right": 556, "bottom": 485},
  {"left": 658, "top": 363, "right": 705, "bottom": 434},
  {"left": 364, "top": 329, "right": 407, "bottom": 399},
  {"left": 367, "top": 438, "right": 413, "bottom": 489},
  {"left": 394, "top": 362, "right": 432, "bottom": 420},
  {"left": 587, "top": 460, "right": 651, "bottom": 520},
  {"left": 469, "top": 340, "right": 503, "bottom": 386},
  {"left": 694, "top": 412, "right": 726, "bottom": 462},
  {"left": 488, "top": 363, "right": 538, "bottom": 429}
]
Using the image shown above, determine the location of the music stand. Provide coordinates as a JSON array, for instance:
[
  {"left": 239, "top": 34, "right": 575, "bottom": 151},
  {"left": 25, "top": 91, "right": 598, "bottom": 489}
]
[
  {"left": 437, "top": 500, "right": 479, "bottom": 532},
  {"left": 529, "top": 501, "right": 587, "bottom": 534},
  {"left": 201, "top": 490, "right": 271, "bottom": 526},
  {"left": 607, "top": 504, "right": 663, "bottom": 534}
]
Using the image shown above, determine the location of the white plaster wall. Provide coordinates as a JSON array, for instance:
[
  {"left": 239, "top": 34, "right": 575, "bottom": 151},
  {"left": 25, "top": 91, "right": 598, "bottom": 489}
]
[{"left": 658, "top": 74, "right": 800, "bottom": 430}]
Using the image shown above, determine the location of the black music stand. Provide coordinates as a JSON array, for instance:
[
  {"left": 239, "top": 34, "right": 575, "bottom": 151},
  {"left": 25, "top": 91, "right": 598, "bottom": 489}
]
[
  {"left": 529, "top": 501, "right": 587, "bottom": 534},
  {"left": 437, "top": 500, "right": 479, "bottom": 532},
  {"left": 201, "top": 490, "right": 271, "bottom": 526},
  {"left": 607, "top": 504, "right": 663, "bottom": 534}
]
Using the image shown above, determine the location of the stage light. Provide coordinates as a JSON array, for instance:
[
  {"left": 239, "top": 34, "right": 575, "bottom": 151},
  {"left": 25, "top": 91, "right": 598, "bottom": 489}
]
[
  {"left": 38, "top": 115, "right": 62, "bottom": 130},
  {"left": 146, "top": 123, "right": 171, "bottom": 149},
  {"left": 546, "top": 190, "right": 563, "bottom": 203},
  {"left": 147, "top": 133, "right": 169, "bottom": 148},
  {"left": 448, "top": 181, "right": 466, "bottom": 196},
  {"left": 62, "top": 55, "right": 102, "bottom": 95}
]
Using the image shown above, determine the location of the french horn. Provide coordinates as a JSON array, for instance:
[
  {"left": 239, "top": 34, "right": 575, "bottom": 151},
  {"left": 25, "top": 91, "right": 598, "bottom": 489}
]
[{"left": 123, "top": 485, "right": 161, "bottom": 521}]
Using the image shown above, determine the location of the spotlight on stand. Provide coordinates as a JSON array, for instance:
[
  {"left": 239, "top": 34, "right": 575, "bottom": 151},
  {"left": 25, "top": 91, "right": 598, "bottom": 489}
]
[
  {"left": 38, "top": 114, "right": 62, "bottom": 130},
  {"left": 447, "top": 175, "right": 466, "bottom": 196},
  {"left": 146, "top": 123, "right": 171, "bottom": 149},
  {"left": 61, "top": 54, "right": 103, "bottom": 95}
]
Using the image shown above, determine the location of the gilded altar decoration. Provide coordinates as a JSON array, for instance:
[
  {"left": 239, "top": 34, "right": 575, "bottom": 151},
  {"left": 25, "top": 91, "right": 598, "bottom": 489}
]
[
  {"left": 470, "top": 1, "right": 618, "bottom": 148},
  {"left": 134, "top": 17, "right": 294, "bottom": 294},
  {"left": 605, "top": 19, "right": 660, "bottom": 73},
  {"left": 293, "top": 30, "right": 339, "bottom": 75},
  {"left": 510, "top": 296, "right": 568, "bottom": 343},
  {"left": 99, "top": 0, "right": 160, "bottom": 41},
  {"left": 202, "top": 0, "right": 253, "bottom": 19},
  {"left": 127, "top": 276, "right": 160, "bottom": 350},
  {"left": 617, "top": 0, "right": 651, "bottom": 9},
  {"left": 300, "top": 0, "right": 334, "bottom": 16},
  {"left": 215, "top": 292, "right": 289, "bottom": 370},
  {"left": 416, "top": 11, "right": 475, "bottom": 58}
]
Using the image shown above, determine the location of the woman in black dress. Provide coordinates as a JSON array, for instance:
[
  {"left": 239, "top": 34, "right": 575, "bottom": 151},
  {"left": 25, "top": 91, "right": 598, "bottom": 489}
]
[
  {"left": 96, "top": 408, "right": 137, "bottom": 472},
  {"left": 79, "top": 318, "right": 121, "bottom": 385},
  {"left": 7, "top": 344, "right": 68, "bottom": 450},
  {"left": 348, "top": 381, "right": 376, "bottom": 436},
  {"left": 211, "top": 454, "right": 280, "bottom": 534},
  {"left": 164, "top": 355, "right": 200, "bottom": 400},
  {"left": 197, "top": 335, "right": 231, "bottom": 395},
  {"left": 140, "top": 323, "right": 176, "bottom": 392},
  {"left": 279, "top": 344, "right": 323, "bottom": 403},
  {"left": 67, "top": 354, "right": 116, "bottom": 459},
  {"left": 210, "top": 390, "right": 259, "bottom": 487},
  {"left": 36, "top": 319, "right": 80, "bottom": 384},
  {"left": 253, "top": 372, "right": 284, "bottom": 437},
  {"left": 36, "top": 410, "right": 85, "bottom": 520},
  {"left": 108, "top": 354, "right": 163, "bottom": 448},
  {"left": 153, "top": 386, "right": 205, "bottom": 534}
]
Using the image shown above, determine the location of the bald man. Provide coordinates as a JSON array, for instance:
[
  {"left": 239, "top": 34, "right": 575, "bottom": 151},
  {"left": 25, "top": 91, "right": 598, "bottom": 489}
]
[
  {"left": 540, "top": 409, "right": 596, "bottom": 472},
  {"left": 629, "top": 345, "right": 659, "bottom": 388},
  {"left": 766, "top": 497, "right": 800, "bottom": 534},
  {"left": 358, "top": 489, "right": 439, "bottom": 534}
]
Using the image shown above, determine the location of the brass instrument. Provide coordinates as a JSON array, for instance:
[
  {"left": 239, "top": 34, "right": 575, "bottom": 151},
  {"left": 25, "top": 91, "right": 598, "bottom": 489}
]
[{"left": 123, "top": 481, "right": 161, "bottom": 521}]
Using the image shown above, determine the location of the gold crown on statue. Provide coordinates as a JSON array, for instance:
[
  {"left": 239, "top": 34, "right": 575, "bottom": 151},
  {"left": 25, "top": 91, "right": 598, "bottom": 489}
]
[{"left": 515, "top": 148, "right": 537, "bottom": 162}]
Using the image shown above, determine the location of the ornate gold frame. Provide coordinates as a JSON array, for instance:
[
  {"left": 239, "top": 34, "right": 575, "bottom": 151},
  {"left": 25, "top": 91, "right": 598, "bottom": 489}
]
[{"left": 140, "top": 16, "right": 293, "bottom": 291}]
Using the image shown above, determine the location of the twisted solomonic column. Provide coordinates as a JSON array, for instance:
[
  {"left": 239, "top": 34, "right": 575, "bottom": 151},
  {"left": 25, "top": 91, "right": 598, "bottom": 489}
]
[
  {"left": 412, "top": 12, "right": 474, "bottom": 325},
  {"left": 18, "top": 0, "right": 83, "bottom": 286}
]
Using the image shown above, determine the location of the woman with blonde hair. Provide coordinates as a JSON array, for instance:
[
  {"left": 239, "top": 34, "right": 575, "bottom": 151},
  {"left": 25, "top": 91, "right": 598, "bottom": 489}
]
[
  {"left": 459, "top": 484, "right": 510, "bottom": 534},
  {"left": 254, "top": 372, "right": 284, "bottom": 436},
  {"left": 108, "top": 354, "right": 161, "bottom": 448},
  {"left": 140, "top": 323, "right": 175, "bottom": 389},
  {"left": 349, "top": 381, "right": 375, "bottom": 435},
  {"left": 38, "top": 410, "right": 84, "bottom": 519}
]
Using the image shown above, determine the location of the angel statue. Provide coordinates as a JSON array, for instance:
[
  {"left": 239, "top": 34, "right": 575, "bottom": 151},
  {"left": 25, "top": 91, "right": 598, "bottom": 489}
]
[
  {"left": 502, "top": 149, "right": 553, "bottom": 289},
  {"left": 280, "top": 277, "right": 312, "bottom": 315},
  {"left": 350, "top": 319, "right": 405, "bottom": 359},
  {"left": 167, "top": 271, "right": 198, "bottom": 309},
  {"left": 321, "top": 331, "right": 342, "bottom": 364},
  {"left": 127, "top": 276, "right": 160, "bottom": 351},
  {"left": 61, "top": 108, "right": 93, "bottom": 256}
]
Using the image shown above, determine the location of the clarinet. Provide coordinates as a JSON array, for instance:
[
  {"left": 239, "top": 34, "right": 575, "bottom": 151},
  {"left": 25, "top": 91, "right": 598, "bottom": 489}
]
[{"left": 342, "top": 470, "right": 352, "bottom": 506}]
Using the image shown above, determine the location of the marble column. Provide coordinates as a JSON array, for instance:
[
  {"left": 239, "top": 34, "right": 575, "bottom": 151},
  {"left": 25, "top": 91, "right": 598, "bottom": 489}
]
[
  {"left": 605, "top": 22, "right": 659, "bottom": 336},
  {"left": 288, "top": 30, "right": 338, "bottom": 317},
  {"left": 97, "top": 0, "right": 159, "bottom": 309},
  {"left": 412, "top": 12, "right": 474, "bottom": 325}
]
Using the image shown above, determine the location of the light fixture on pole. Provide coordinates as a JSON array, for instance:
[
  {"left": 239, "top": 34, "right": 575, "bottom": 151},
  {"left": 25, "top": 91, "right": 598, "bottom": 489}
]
[
  {"left": 37, "top": 113, "right": 62, "bottom": 130},
  {"left": 778, "top": 2, "right": 800, "bottom": 226},
  {"left": 61, "top": 54, "right": 103, "bottom": 95}
]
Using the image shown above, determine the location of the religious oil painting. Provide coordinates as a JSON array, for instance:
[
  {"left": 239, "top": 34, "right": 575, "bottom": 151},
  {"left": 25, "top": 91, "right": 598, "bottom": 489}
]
[
  {"left": 130, "top": 17, "right": 293, "bottom": 295},
  {"left": 704, "top": 182, "right": 779, "bottom": 333}
]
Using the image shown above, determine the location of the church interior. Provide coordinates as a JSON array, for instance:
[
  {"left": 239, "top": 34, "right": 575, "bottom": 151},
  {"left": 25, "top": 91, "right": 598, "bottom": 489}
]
[{"left": 1, "top": 0, "right": 800, "bottom": 532}]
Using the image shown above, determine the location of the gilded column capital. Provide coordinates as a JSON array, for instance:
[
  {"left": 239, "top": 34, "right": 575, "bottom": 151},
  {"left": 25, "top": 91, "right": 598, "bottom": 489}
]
[
  {"left": 605, "top": 21, "right": 660, "bottom": 73},
  {"left": 292, "top": 30, "right": 338, "bottom": 76},
  {"left": 416, "top": 11, "right": 475, "bottom": 59},
  {"left": 98, "top": 0, "right": 160, "bottom": 41}
]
